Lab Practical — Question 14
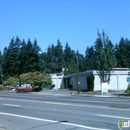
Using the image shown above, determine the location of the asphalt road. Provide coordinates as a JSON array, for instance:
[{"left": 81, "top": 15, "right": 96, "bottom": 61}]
[{"left": 0, "top": 91, "right": 130, "bottom": 130}]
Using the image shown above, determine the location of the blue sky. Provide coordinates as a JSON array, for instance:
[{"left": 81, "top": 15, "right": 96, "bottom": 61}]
[{"left": 0, "top": 0, "right": 130, "bottom": 55}]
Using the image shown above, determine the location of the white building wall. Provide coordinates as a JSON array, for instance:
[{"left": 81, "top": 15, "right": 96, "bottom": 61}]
[
  {"left": 108, "top": 75, "right": 118, "bottom": 90},
  {"left": 50, "top": 70, "right": 129, "bottom": 91},
  {"left": 119, "top": 74, "right": 128, "bottom": 90},
  {"left": 71, "top": 70, "right": 129, "bottom": 91},
  {"left": 93, "top": 75, "right": 101, "bottom": 91},
  {"left": 50, "top": 74, "right": 64, "bottom": 89},
  {"left": 51, "top": 78, "right": 57, "bottom": 88}
]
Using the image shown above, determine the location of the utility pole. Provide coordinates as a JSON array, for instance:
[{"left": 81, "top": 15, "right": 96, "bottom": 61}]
[
  {"left": 76, "top": 55, "right": 80, "bottom": 94},
  {"left": 0, "top": 66, "right": 3, "bottom": 90}
]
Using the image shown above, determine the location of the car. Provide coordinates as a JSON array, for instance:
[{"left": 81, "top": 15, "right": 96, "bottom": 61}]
[
  {"left": 9, "top": 86, "right": 16, "bottom": 90},
  {"left": 16, "top": 84, "right": 33, "bottom": 92}
]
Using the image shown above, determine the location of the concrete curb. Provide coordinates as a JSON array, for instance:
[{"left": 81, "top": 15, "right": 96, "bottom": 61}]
[
  {"left": 71, "top": 93, "right": 130, "bottom": 98},
  {"left": 1, "top": 90, "right": 130, "bottom": 98}
]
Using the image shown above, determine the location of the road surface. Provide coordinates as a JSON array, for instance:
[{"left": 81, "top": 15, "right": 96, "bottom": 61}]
[{"left": 0, "top": 91, "right": 130, "bottom": 130}]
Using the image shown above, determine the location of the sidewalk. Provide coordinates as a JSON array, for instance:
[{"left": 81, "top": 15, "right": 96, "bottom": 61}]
[
  {"left": 1, "top": 89, "right": 130, "bottom": 98},
  {"left": 32, "top": 89, "right": 130, "bottom": 98},
  {"left": 60, "top": 89, "right": 129, "bottom": 97},
  {"left": 77, "top": 90, "right": 130, "bottom": 97}
]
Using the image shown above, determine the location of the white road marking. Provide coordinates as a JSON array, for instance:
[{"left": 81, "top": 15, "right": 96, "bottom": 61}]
[
  {"left": 2, "top": 103, "right": 21, "bottom": 107},
  {"left": 0, "top": 98, "right": 130, "bottom": 111},
  {"left": 53, "top": 94, "right": 69, "bottom": 96},
  {"left": 57, "top": 98, "right": 130, "bottom": 105},
  {"left": 0, "top": 129, "right": 6, "bottom": 130},
  {"left": 105, "top": 99, "right": 130, "bottom": 102},
  {"left": 44, "top": 101, "right": 130, "bottom": 111},
  {"left": 0, "top": 112, "right": 109, "bottom": 130},
  {"left": 0, "top": 128, "right": 6, "bottom": 130},
  {"left": 95, "top": 114, "right": 130, "bottom": 120}
]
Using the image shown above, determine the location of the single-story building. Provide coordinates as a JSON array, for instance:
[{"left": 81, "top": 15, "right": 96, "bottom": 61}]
[
  {"left": 69, "top": 68, "right": 129, "bottom": 91},
  {"left": 48, "top": 68, "right": 129, "bottom": 91}
]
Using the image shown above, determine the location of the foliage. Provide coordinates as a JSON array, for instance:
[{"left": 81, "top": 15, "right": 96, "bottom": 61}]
[
  {"left": 64, "top": 63, "right": 76, "bottom": 75},
  {"left": 20, "top": 71, "right": 52, "bottom": 87},
  {"left": 60, "top": 82, "right": 64, "bottom": 89},
  {"left": 2, "top": 37, "right": 41, "bottom": 77},
  {"left": 69, "top": 81, "right": 73, "bottom": 90},
  {"left": 63, "top": 42, "right": 77, "bottom": 75},
  {"left": 128, "top": 69, "right": 130, "bottom": 76},
  {"left": 33, "top": 86, "right": 43, "bottom": 92},
  {"left": 76, "top": 50, "right": 85, "bottom": 72},
  {"left": 1, "top": 31, "right": 130, "bottom": 82},
  {"left": 85, "top": 46, "right": 95, "bottom": 70},
  {"left": 51, "top": 84, "right": 55, "bottom": 89},
  {"left": 125, "top": 84, "right": 130, "bottom": 95},
  {"left": 115, "top": 37, "right": 130, "bottom": 68},
  {"left": 4, "top": 76, "right": 19, "bottom": 86},
  {"left": 87, "top": 74, "right": 95, "bottom": 91},
  {"left": 0, "top": 86, "right": 3, "bottom": 91},
  {"left": 94, "top": 30, "right": 117, "bottom": 83},
  {"left": 0, "top": 51, "right": 3, "bottom": 66}
]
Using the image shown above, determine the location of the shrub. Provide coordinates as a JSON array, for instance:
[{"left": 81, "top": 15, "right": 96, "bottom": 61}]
[
  {"left": 87, "top": 74, "right": 95, "bottom": 91},
  {"left": 125, "top": 84, "right": 130, "bottom": 95},
  {"left": 60, "top": 83, "right": 64, "bottom": 89},
  {"left": 0, "top": 86, "right": 3, "bottom": 91},
  {"left": 69, "top": 81, "right": 73, "bottom": 90},
  {"left": 51, "top": 84, "right": 55, "bottom": 89},
  {"left": 33, "top": 86, "right": 42, "bottom": 92}
]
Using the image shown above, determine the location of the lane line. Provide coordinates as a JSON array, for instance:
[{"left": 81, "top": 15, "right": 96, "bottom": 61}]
[
  {"left": 0, "top": 98, "right": 130, "bottom": 111},
  {"left": 0, "top": 112, "right": 109, "bottom": 130},
  {"left": 0, "top": 128, "right": 6, "bottom": 130},
  {"left": 57, "top": 98, "right": 130, "bottom": 105},
  {"left": 2, "top": 103, "right": 21, "bottom": 107},
  {"left": 105, "top": 99, "right": 130, "bottom": 102},
  {"left": 1, "top": 95, "right": 130, "bottom": 105},
  {"left": 95, "top": 114, "right": 130, "bottom": 120},
  {"left": 0, "top": 95, "right": 129, "bottom": 106}
]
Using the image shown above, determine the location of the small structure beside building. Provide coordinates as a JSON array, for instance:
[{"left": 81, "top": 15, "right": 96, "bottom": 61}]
[{"left": 48, "top": 73, "right": 64, "bottom": 89}]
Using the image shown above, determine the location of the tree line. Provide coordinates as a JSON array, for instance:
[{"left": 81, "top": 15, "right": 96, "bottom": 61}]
[{"left": 0, "top": 30, "right": 130, "bottom": 84}]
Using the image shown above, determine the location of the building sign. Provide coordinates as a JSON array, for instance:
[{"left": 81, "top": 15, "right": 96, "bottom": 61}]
[
  {"left": 127, "top": 77, "right": 130, "bottom": 83},
  {"left": 102, "top": 83, "right": 109, "bottom": 95}
]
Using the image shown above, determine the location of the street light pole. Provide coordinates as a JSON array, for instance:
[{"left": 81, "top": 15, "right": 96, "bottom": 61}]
[{"left": 76, "top": 55, "right": 80, "bottom": 94}]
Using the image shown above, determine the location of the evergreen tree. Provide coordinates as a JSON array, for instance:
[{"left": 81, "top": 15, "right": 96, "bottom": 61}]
[
  {"left": 0, "top": 51, "right": 3, "bottom": 66},
  {"left": 76, "top": 50, "right": 85, "bottom": 72},
  {"left": 125, "top": 38, "right": 130, "bottom": 68},
  {"left": 85, "top": 46, "right": 95, "bottom": 70},
  {"left": 64, "top": 42, "right": 73, "bottom": 63},
  {"left": 54, "top": 39, "right": 64, "bottom": 72},
  {"left": 18, "top": 39, "right": 27, "bottom": 73},
  {"left": 115, "top": 37, "right": 130, "bottom": 68},
  {"left": 55, "top": 39, "right": 63, "bottom": 63},
  {"left": 2, "top": 37, "right": 21, "bottom": 76},
  {"left": 45, "top": 45, "right": 57, "bottom": 73},
  {"left": 63, "top": 42, "right": 76, "bottom": 75},
  {"left": 21, "top": 38, "right": 40, "bottom": 72},
  {"left": 0, "top": 51, "right": 3, "bottom": 85},
  {"left": 39, "top": 52, "right": 47, "bottom": 72},
  {"left": 50, "top": 44, "right": 56, "bottom": 63}
]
